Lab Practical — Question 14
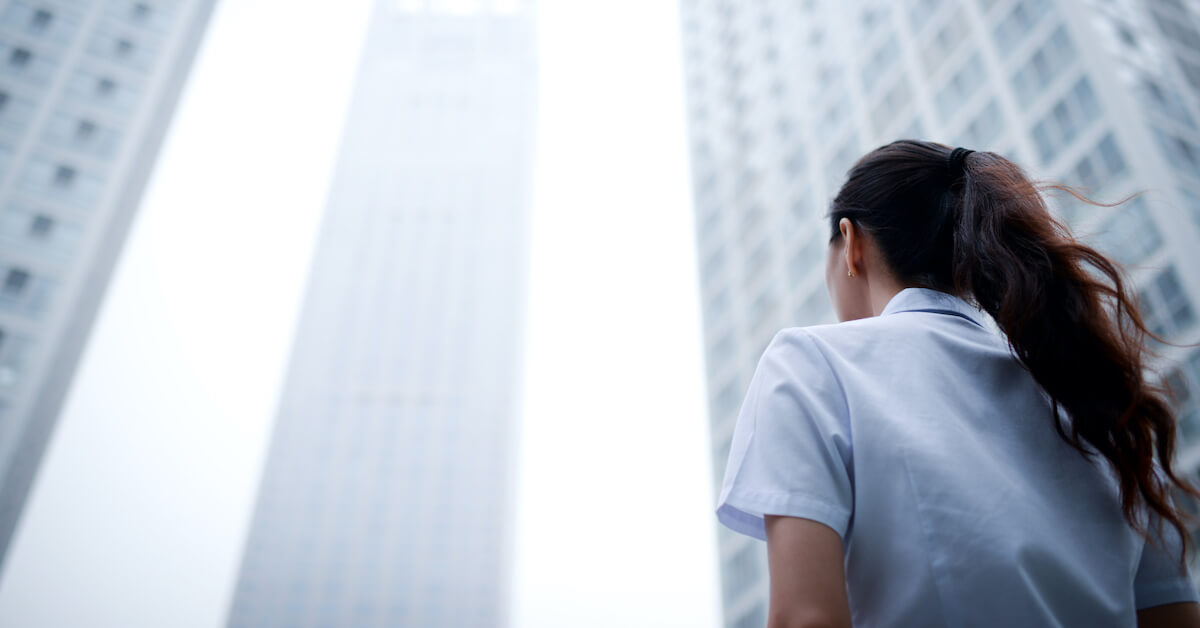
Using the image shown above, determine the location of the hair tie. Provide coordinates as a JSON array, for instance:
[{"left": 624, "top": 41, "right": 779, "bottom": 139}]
[{"left": 947, "top": 147, "right": 974, "bottom": 176}]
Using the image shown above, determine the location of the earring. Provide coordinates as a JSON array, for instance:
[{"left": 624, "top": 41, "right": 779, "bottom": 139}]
[{"left": 848, "top": 270, "right": 857, "bottom": 278}]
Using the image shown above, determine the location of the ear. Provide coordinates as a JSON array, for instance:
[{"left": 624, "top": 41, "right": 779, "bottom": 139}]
[{"left": 839, "top": 218, "right": 862, "bottom": 277}]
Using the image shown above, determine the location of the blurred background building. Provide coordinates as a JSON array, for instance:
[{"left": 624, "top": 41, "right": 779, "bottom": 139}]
[
  {"left": 225, "top": 1, "right": 536, "bottom": 626},
  {"left": 678, "top": 0, "right": 1200, "bottom": 625},
  {"left": 0, "top": 0, "right": 215, "bottom": 572}
]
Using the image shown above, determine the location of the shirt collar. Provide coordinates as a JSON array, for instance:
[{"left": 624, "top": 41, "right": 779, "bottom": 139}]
[{"left": 879, "top": 287, "right": 986, "bottom": 327}]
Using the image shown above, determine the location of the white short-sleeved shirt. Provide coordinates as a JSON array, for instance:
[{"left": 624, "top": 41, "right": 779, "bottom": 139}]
[{"left": 717, "top": 287, "right": 1199, "bottom": 627}]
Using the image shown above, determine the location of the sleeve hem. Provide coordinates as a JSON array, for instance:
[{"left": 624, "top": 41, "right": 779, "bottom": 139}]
[
  {"left": 1136, "top": 578, "right": 1200, "bottom": 610},
  {"left": 716, "top": 490, "right": 851, "bottom": 543}
]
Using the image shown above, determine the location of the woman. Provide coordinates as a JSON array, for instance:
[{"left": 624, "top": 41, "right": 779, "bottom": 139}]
[{"left": 716, "top": 140, "right": 1200, "bottom": 627}]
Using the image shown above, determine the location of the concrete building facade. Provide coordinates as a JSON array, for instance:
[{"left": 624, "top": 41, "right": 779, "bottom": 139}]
[
  {"left": 225, "top": 1, "right": 536, "bottom": 626},
  {"left": 677, "top": 0, "right": 1200, "bottom": 625},
  {"left": 0, "top": 0, "right": 217, "bottom": 571}
]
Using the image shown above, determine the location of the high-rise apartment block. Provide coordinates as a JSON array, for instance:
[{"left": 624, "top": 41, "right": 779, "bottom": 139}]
[
  {"left": 678, "top": 0, "right": 1200, "bottom": 625},
  {"left": 225, "top": 2, "right": 536, "bottom": 626},
  {"left": 0, "top": 0, "right": 216, "bottom": 571}
]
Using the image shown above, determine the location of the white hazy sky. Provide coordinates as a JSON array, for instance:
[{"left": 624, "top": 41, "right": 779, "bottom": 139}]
[{"left": 0, "top": 1, "right": 719, "bottom": 627}]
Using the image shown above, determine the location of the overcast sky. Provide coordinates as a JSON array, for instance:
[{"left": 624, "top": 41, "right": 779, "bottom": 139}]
[{"left": 0, "top": 1, "right": 719, "bottom": 626}]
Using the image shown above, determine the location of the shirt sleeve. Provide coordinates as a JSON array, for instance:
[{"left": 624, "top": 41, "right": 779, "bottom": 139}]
[
  {"left": 1133, "top": 512, "right": 1200, "bottom": 609},
  {"left": 715, "top": 327, "right": 854, "bottom": 542}
]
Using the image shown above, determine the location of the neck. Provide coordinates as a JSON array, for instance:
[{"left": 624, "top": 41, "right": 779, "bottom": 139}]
[{"left": 868, "top": 277, "right": 908, "bottom": 317}]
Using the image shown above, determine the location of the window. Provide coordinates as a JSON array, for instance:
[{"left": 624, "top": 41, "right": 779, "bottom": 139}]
[
  {"left": 1097, "top": 134, "right": 1127, "bottom": 177},
  {"left": 1154, "top": 128, "right": 1200, "bottom": 176},
  {"left": 788, "top": 236, "right": 819, "bottom": 284},
  {"left": 97, "top": 77, "right": 115, "bottom": 96},
  {"left": 899, "top": 116, "right": 926, "bottom": 141},
  {"left": 1070, "top": 132, "right": 1127, "bottom": 194},
  {"left": 30, "top": 8, "right": 52, "bottom": 30},
  {"left": 705, "top": 287, "right": 728, "bottom": 325},
  {"left": 872, "top": 77, "right": 912, "bottom": 133},
  {"left": 698, "top": 208, "right": 721, "bottom": 246},
  {"left": 860, "top": 34, "right": 898, "bottom": 93},
  {"left": 776, "top": 115, "right": 792, "bottom": 140},
  {"left": 1156, "top": 0, "right": 1188, "bottom": 15},
  {"left": 1011, "top": 26, "right": 1075, "bottom": 106},
  {"left": 739, "top": 203, "right": 765, "bottom": 246},
  {"left": 42, "top": 113, "right": 118, "bottom": 158},
  {"left": 710, "top": 331, "right": 734, "bottom": 369},
  {"left": 1157, "top": 267, "right": 1195, "bottom": 332},
  {"left": 749, "top": 288, "right": 779, "bottom": 332},
  {"left": 1168, "top": 368, "right": 1194, "bottom": 410},
  {"left": 1135, "top": 76, "right": 1195, "bottom": 129},
  {"left": 922, "top": 8, "right": 968, "bottom": 74},
  {"left": 1190, "top": 351, "right": 1200, "bottom": 393},
  {"left": 826, "top": 134, "right": 861, "bottom": 193},
  {"left": 75, "top": 119, "right": 95, "bottom": 141},
  {"left": 701, "top": 245, "right": 725, "bottom": 279},
  {"left": 1030, "top": 76, "right": 1100, "bottom": 162},
  {"left": 1179, "top": 55, "right": 1200, "bottom": 93},
  {"left": 860, "top": 4, "right": 890, "bottom": 33},
  {"left": 1167, "top": 363, "right": 1200, "bottom": 441},
  {"left": 960, "top": 99, "right": 1005, "bottom": 148},
  {"left": 1181, "top": 186, "right": 1200, "bottom": 230},
  {"left": 29, "top": 214, "right": 53, "bottom": 238},
  {"left": 132, "top": 3, "right": 151, "bottom": 21},
  {"left": 114, "top": 39, "right": 134, "bottom": 57},
  {"left": 53, "top": 165, "right": 75, "bottom": 187},
  {"left": 0, "top": 91, "right": 32, "bottom": 135},
  {"left": 1140, "top": 266, "right": 1196, "bottom": 339},
  {"left": 994, "top": 0, "right": 1051, "bottom": 52},
  {"left": 1151, "top": 6, "right": 1200, "bottom": 55},
  {"left": 815, "top": 93, "right": 849, "bottom": 143},
  {"left": 3, "top": 268, "right": 28, "bottom": 295},
  {"left": 0, "top": 326, "right": 29, "bottom": 390},
  {"left": 20, "top": 158, "right": 102, "bottom": 209},
  {"left": 789, "top": 187, "right": 815, "bottom": 227},
  {"left": 937, "top": 53, "right": 987, "bottom": 119},
  {"left": 785, "top": 146, "right": 806, "bottom": 176},
  {"left": 1117, "top": 25, "right": 1137, "bottom": 48},
  {"left": 768, "top": 79, "right": 784, "bottom": 101},
  {"left": 1094, "top": 197, "right": 1163, "bottom": 266},
  {"left": 907, "top": 0, "right": 946, "bottom": 32},
  {"left": 714, "top": 376, "right": 742, "bottom": 417},
  {"left": 9, "top": 48, "right": 31, "bottom": 68},
  {"left": 744, "top": 235, "right": 772, "bottom": 279}
]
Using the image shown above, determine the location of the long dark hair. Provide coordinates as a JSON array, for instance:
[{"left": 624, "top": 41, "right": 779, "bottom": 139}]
[{"left": 829, "top": 139, "right": 1200, "bottom": 567}]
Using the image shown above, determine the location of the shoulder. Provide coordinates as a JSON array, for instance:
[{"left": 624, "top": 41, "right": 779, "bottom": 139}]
[
  {"left": 777, "top": 313, "right": 920, "bottom": 362},
  {"left": 752, "top": 326, "right": 852, "bottom": 410}
]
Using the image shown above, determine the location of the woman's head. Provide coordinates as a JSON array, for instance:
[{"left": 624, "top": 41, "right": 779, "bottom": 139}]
[
  {"left": 823, "top": 138, "right": 1200, "bottom": 566},
  {"left": 825, "top": 140, "right": 1030, "bottom": 318},
  {"left": 826, "top": 140, "right": 961, "bottom": 291}
]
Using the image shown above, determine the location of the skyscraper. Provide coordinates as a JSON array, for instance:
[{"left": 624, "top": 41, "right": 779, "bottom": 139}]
[
  {"left": 678, "top": 0, "right": 1200, "bottom": 625},
  {"left": 225, "top": 1, "right": 536, "bottom": 626},
  {"left": 0, "top": 0, "right": 217, "bottom": 571}
]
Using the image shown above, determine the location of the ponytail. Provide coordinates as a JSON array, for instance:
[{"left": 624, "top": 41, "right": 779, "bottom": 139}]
[{"left": 830, "top": 139, "right": 1200, "bottom": 567}]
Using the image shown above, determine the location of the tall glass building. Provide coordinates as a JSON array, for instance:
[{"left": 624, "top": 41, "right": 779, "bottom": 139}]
[
  {"left": 0, "top": 0, "right": 216, "bottom": 571},
  {"left": 677, "top": 0, "right": 1200, "bottom": 625},
  {"left": 225, "top": 1, "right": 536, "bottom": 626}
]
